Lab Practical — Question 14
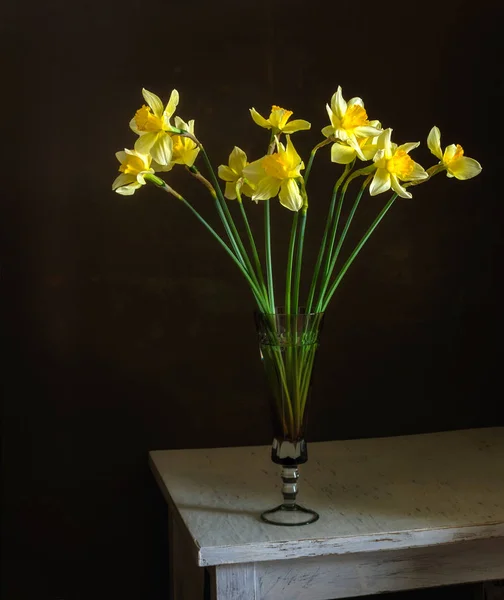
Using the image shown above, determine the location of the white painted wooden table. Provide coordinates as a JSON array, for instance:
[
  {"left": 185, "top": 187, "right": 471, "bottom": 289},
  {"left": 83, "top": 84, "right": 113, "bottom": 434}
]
[{"left": 149, "top": 428, "right": 504, "bottom": 600}]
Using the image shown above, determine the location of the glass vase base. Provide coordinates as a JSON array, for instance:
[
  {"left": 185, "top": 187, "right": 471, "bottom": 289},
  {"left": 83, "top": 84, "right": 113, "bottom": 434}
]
[{"left": 260, "top": 503, "right": 319, "bottom": 526}]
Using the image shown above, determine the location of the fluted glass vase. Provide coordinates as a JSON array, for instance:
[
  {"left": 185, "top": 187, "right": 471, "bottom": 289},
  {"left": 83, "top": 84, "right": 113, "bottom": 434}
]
[{"left": 255, "top": 309, "right": 324, "bottom": 525}]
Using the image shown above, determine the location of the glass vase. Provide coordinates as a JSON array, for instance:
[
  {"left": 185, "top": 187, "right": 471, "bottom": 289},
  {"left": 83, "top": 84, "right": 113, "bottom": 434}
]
[{"left": 255, "top": 309, "right": 324, "bottom": 525}]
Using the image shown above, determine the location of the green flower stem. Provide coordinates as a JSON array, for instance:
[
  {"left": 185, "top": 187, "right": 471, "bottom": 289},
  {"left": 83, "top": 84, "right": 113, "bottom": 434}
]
[
  {"left": 186, "top": 165, "right": 216, "bottom": 195},
  {"left": 299, "top": 344, "right": 317, "bottom": 416},
  {"left": 184, "top": 197, "right": 269, "bottom": 312},
  {"left": 198, "top": 148, "right": 246, "bottom": 259},
  {"left": 284, "top": 212, "right": 299, "bottom": 412},
  {"left": 285, "top": 212, "right": 299, "bottom": 314},
  {"left": 267, "top": 132, "right": 278, "bottom": 155},
  {"left": 211, "top": 191, "right": 246, "bottom": 264},
  {"left": 236, "top": 187, "right": 268, "bottom": 297},
  {"left": 186, "top": 165, "right": 247, "bottom": 268},
  {"left": 317, "top": 174, "right": 372, "bottom": 311},
  {"left": 322, "top": 168, "right": 362, "bottom": 280},
  {"left": 261, "top": 131, "right": 278, "bottom": 313},
  {"left": 305, "top": 163, "right": 353, "bottom": 314},
  {"left": 292, "top": 209, "right": 307, "bottom": 316},
  {"left": 154, "top": 179, "right": 270, "bottom": 313},
  {"left": 410, "top": 163, "right": 445, "bottom": 184},
  {"left": 291, "top": 209, "right": 307, "bottom": 429},
  {"left": 264, "top": 200, "right": 275, "bottom": 312},
  {"left": 303, "top": 139, "right": 332, "bottom": 187},
  {"left": 220, "top": 196, "right": 264, "bottom": 295},
  {"left": 198, "top": 149, "right": 268, "bottom": 305},
  {"left": 321, "top": 193, "right": 398, "bottom": 312}
]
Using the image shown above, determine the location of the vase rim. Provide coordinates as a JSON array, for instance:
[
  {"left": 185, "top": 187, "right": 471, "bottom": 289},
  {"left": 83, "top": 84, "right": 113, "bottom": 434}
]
[{"left": 256, "top": 306, "right": 325, "bottom": 317}]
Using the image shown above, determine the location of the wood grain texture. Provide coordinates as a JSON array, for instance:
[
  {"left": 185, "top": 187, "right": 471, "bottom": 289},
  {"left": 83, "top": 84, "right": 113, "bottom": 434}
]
[
  {"left": 211, "top": 564, "right": 257, "bottom": 600},
  {"left": 149, "top": 428, "right": 504, "bottom": 567},
  {"left": 256, "top": 538, "right": 504, "bottom": 600}
]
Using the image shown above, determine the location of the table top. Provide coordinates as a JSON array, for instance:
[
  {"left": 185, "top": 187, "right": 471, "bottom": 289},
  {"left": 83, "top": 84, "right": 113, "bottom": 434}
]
[{"left": 149, "top": 427, "right": 504, "bottom": 567}]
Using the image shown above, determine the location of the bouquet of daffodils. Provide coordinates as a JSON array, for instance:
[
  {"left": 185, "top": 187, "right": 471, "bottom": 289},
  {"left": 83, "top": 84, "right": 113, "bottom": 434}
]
[
  {"left": 113, "top": 87, "right": 482, "bottom": 444},
  {"left": 112, "top": 86, "right": 481, "bottom": 319}
]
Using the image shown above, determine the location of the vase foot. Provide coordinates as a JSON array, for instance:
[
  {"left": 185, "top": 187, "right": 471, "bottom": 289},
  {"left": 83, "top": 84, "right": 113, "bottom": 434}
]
[{"left": 260, "top": 503, "right": 319, "bottom": 526}]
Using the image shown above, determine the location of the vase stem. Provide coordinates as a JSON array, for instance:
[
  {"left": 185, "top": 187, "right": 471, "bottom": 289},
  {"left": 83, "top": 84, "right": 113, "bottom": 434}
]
[
  {"left": 261, "top": 464, "right": 319, "bottom": 526},
  {"left": 281, "top": 466, "right": 299, "bottom": 506}
]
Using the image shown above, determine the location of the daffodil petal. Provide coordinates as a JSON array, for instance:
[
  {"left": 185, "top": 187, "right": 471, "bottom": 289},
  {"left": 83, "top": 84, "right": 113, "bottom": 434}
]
[
  {"left": 332, "top": 86, "right": 347, "bottom": 119},
  {"left": 252, "top": 176, "right": 281, "bottom": 200},
  {"left": 331, "top": 143, "right": 357, "bottom": 164},
  {"left": 250, "top": 108, "right": 270, "bottom": 129},
  {"left": 164, "top": 89, "right": 179, "bottom": 119},
  {"left": 152, "top": 160, "right": 174, "bottom": 173},
  {"left": 112, "top": 173, "right": 136, "bottom": 190},
  {"left": 142, "top": 88, "right": 164, "bottom": 118},
  {"left": 134, "top": 131, "right": 159, "bottom": 155},
  {"left": 115, "top": 151, "right": 127, "bottom": 164},
  {"left": 129, "top": 117, "right": 141, "bottom": 135},
  {"left": 228, "top": 146, "right": 247, "bottom": 173},
  {"left": 355, "top": 125, "right": 383, "bottom": 138},
  {"left": 443, "top": 144, "right": 459, "bottom": 163},
  {"left": 373, "top": 149, "right": 386, "bottom": 165},
  {"left": 137, "top": 172, "right": 147, "bottom": 185},
  {"left": 406, "top": 162, "right": 428, "bottom": 181},
  {"left": 242, "top": 182, "right": 255, "bottom": 197},
  {"left": 321, "top": 125, "right": 335, "bottom": 138},
  {"left": 325, "top": 103, "right": 334, "bottom": 122},
  {"left": 347, "top": 96, "right": 364, "bottom": 108},
  {"left": 243, "top": 158, "right": 266, "bottom": 185},
  {"left": 335, "top": 128, "right": 349, "bottom": 143},
  {"left": 124, "top": 148, "right": 143, "bottom": 157},
  {"left": 398, "top": 142, "right": 420, "bottom": 154},
  {"left": 347, "top": 134, "right": 366, "bottom": 161},
  {"left": 115, "top": 182, "right": 142, "bottom": 195},
  {"left": 285, "top": 136, "right": 302, "bottom": 169},
  {"left": 390, "top": 174, "right": 412, "bottom": 199},
  {"left": 379, "top": 129, "right": 393, "bottom": 159},
  {"left": 174, "top": 116, "right": 189, "bottom": 130},
  {"left": 282, "top": 119, "right": 311, "bottom": 134},
  {"left": 361, "top": 143, "right": 379, "bottom": 161},
  {"left": 427, "top": 126, "right": 443, "bottom": 159},
  {"left": 150, "top": 133, "right": 173, "bottom": 166},
  {"left": 218, "top": 165, "right": 236, "bottom": 182},
  {"left": 369, "top": 169, "right": 391, "bottom": 196},
  {"left": 181, "top": 146, "right": 200, "bottom": 167},
  {"left": 224, "top": 182, "right": 237, "bottom": 200},
  {"left": 448, "top": 156, "right": 482, "bottom": 180},
  {"left": 279, "top": 179, "right": 303, "bottom": 211}
]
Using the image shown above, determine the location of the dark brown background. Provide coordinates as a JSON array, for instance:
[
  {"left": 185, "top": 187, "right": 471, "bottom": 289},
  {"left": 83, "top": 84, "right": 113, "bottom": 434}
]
[{"left": 2, "top": 0, "right": 503, "bottom": 598}]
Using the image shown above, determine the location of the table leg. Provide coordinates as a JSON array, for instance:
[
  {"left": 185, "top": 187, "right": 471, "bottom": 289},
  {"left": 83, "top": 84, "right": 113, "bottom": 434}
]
[
  {"left": 168, "top": 508, "right": 204, "bottom": 600},
  {"left": 210, "top": 564, "right": 257, "bottom": 600}
]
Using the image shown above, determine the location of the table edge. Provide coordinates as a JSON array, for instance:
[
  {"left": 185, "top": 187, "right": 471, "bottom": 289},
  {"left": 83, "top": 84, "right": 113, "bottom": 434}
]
[{"left": 196, "top": 522, "right": 504, "bottom": 566}]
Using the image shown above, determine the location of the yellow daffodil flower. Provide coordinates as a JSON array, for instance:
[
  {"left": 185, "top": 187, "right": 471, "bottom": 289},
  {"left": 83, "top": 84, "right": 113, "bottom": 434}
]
[
  {"left": 330, "top": 120, "right": 382, "bottom": 164},
  {"left": 249, "top": 105, "right": 311, "bottom": 134},
  {"left": 170, "top": 116, "right": 200, "bottom": 167},
  {"left": 243, "top": 136, "right": 304, "bottom": 211},
  {"left": 218, "top": 147, "right": 255, "bottom": 200},
  {"left": 322, "top": 86, "right": 382, "bottom": 161},
  {"left": 130, "top": 88, "right": 180, "bottom": 166},
  {"left": 112, "top": 149, "right": 155, "bottom": 195},
  {"left": 427, "top": 126, "right": 482, "bottom": 180},
  {"left": 369, "top": 129, "right": 428, "bottom": 199}
]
